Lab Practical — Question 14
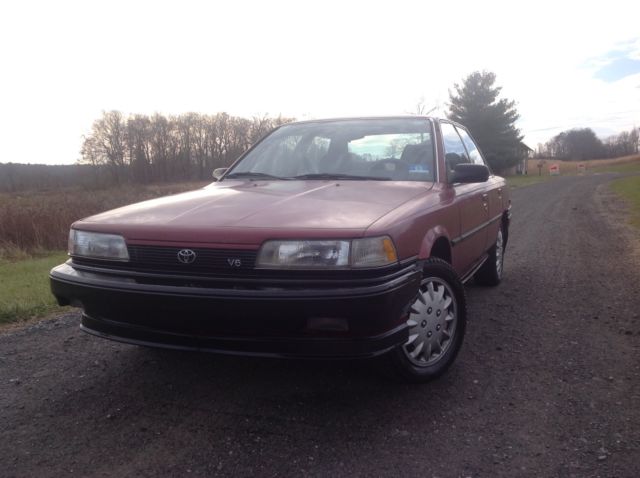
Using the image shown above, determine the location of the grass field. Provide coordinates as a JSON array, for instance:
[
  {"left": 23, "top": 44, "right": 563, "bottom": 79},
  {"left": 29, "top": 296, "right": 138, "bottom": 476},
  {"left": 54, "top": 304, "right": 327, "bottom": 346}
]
[
  {"left": 610, "top": 175, "right": 640, "bottom": 229},
  {"left": 506, "top": 154, "right": 640, "bottom": 188},
  {"left": 592, "top": 161, "right": 640, "bottom": 174},
  {"left": 525, "top": 154, "right": 640, "bottom": 175},
  {"left": 0, "top": 252, "right": 68, "bottom": 325}
]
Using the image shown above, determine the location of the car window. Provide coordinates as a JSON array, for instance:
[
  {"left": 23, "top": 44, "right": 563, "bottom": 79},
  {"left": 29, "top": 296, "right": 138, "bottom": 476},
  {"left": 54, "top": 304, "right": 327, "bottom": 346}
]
[
  {"left": 228, "top": 118, "right": 435, "bottom": 182},
  {"left": 440, "top": 122, "right": 470, "bottom": 178},
  {"left": 455, "top": 126, "right": 486, "bottom": 166}
]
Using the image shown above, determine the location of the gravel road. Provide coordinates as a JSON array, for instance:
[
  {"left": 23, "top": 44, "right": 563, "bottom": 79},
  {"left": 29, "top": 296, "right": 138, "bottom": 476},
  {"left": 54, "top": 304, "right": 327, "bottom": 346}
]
[{"left": 1, "top": 174, "right": 639, "bottom": 477}]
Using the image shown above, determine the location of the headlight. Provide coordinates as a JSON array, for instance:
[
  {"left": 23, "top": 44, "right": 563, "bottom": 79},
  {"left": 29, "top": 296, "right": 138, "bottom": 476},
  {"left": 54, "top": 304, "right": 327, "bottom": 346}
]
[
  {"left": 256, "top": 236, "right": 397, "bottom": 269},
  {"left": 257, "top": 240, "right": 350, "bottom": 268},
  {"left": 68, "top": 230, "right": 129, "bottom": 261}
]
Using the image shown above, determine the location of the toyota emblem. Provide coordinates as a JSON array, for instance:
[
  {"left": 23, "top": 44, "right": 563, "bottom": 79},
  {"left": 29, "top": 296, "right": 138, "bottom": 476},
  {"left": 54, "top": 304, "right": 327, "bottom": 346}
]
[{"left": 177, "top": 249, "right": 197, "bottom": 264}]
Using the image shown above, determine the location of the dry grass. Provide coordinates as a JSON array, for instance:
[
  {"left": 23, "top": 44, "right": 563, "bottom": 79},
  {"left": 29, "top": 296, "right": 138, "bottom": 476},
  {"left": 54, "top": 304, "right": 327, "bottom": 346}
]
[
  {"left": 0, "top": 181, "right": 208, "bottom": 259},
  {"left": 525, "top": 154, "right": 640, "bottom": 176}
]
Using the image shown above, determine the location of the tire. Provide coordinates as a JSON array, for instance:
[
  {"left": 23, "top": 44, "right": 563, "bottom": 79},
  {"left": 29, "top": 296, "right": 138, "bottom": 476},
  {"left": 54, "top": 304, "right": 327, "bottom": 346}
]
[
  {"left": 474, "top": 226, "right": 505, "bottom": 286},
  {"left": 387, "top": 258, "right": 467, "bottom": 383}
]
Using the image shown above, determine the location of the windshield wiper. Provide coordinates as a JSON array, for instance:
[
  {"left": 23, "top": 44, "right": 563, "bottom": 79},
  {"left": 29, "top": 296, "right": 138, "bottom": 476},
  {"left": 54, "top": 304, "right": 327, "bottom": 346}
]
[
  {"left": 291, "top": 173, "right": 391, "bottom": 181},
  {"left": 224, "top": 172, "right": 287, "bottom": 180}
]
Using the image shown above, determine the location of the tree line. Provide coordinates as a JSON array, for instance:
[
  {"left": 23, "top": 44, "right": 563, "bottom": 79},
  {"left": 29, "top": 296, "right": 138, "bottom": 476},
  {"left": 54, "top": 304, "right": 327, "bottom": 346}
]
[
  {"left": 80, "top": 111, "right": 294, "bottom": 184},
  {"left": 536, "top": 126, "right": 639, "bottom": 161}
]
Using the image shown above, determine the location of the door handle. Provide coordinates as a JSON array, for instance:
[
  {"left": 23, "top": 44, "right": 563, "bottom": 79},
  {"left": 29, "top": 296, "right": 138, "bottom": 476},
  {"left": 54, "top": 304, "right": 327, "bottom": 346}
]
[{"left": 481, "top": 193, "right": 489, "bottom": 201}]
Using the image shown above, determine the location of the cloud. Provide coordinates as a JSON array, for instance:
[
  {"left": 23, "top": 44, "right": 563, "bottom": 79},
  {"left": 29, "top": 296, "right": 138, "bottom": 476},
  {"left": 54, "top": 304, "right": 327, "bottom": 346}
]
[
  {"left": 594, "top": 58, "right": 640, "bottom": 82},
  {"left": 588, "top": 39, "right": 640, "bottom": 82}
]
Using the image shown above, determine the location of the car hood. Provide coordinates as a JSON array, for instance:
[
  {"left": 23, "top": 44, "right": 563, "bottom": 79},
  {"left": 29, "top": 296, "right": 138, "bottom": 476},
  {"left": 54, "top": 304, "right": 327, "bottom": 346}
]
[{"left": 75, "top": 180, "right": 432, "bottom": 244}]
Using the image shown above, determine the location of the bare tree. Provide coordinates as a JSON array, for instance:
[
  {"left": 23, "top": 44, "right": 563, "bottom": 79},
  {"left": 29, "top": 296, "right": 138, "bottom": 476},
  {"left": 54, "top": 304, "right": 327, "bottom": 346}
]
[
  {"left": 127, "top": 114, "right": 151, "bottom": 183},
  {"left": 79, "top": 111, "right": 295, "bottom": 184},
  {"left": 79, "top": 111, "right": 127, "bottom": 183}
]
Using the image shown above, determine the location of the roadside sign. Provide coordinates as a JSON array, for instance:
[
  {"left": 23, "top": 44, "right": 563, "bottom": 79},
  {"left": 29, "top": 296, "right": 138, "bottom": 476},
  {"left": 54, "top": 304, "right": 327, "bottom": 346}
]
[{"left": 549, "top": 164, "right": 560, "bottom": 176}]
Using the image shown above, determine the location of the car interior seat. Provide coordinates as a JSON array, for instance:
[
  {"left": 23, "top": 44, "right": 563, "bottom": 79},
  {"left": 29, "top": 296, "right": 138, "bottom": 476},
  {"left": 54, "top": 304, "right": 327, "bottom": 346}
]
[{"left": 399, "top": 142, "right": 433, "bottom": 180}]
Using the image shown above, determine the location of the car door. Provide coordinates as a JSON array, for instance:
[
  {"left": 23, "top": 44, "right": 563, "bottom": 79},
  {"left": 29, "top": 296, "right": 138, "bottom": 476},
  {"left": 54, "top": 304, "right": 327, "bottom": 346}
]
[
  {"left": 455, "top": 125, "right": 502, "bottom": 251},
  {"left": 440, "top": 121, "right": 489, "bottom": 275}
]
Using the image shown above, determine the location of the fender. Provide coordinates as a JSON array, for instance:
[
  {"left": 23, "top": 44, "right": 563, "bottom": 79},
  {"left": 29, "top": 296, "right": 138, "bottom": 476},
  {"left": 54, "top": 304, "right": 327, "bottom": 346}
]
[{"left": 418, "top": 225, "right": 452, "bottom": 259}]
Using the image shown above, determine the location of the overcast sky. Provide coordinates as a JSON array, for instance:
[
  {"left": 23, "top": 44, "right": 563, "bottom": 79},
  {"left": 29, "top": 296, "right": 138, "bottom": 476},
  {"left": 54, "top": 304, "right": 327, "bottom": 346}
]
[{"left": 1, "top": 0, "right": 639, "bottom": 165}]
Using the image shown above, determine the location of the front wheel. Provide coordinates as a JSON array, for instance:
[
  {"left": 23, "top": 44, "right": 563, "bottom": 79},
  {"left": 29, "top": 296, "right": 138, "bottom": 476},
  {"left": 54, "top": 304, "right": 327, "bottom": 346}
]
[{"left": 387, "top": 258, "right": 467, "bottom": 383}]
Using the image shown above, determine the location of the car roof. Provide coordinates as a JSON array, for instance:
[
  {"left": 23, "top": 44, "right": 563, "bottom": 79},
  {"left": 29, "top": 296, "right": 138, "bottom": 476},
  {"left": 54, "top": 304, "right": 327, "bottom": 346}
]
[{"left": 283, "top": 116, "right": 439, "bottom": 126}]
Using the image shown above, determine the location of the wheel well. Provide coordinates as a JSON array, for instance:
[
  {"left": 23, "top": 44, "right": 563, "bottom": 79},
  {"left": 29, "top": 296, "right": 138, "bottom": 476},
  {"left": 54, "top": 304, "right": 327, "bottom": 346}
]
[{"left": 430, "top": 237, "right": 452, "bottom": 264}]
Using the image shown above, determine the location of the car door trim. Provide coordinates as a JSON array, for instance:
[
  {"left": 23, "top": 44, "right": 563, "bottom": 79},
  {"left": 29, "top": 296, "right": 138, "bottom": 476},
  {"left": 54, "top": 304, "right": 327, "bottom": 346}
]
[{"left": 451, "top": 213, "right": 503, "bottom": 246}]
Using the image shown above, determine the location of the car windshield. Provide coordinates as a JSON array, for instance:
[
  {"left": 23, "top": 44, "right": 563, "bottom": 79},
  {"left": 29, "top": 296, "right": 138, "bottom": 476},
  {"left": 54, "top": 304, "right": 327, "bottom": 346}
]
[{"left": 226, "top": 118, "right": 435, "bottom": 182}]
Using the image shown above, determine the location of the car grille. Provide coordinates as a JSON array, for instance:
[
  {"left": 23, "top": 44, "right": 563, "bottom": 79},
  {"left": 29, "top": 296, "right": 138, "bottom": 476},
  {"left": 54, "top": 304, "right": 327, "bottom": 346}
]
[
  {"left": 73, "top": 245, "right": 258, "bottom": 276},
  {"left": 71, "top": 245, "right": 410, "bottom": 283}
]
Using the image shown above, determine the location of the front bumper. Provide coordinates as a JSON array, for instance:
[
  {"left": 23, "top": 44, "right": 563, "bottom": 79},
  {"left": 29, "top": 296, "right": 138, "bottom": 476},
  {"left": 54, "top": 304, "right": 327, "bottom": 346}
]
[{"left": 50, "top": 261, "right": 421, "bottom": 358}]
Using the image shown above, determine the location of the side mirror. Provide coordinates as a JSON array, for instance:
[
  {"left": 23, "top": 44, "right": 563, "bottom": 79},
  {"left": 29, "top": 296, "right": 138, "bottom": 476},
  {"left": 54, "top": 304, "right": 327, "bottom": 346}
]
[
  {"left": 451, "top": 164, "right": 489, "bottom": 183},
  {"left": 212, "top": 168, "right": 228, "bottom": 180}
]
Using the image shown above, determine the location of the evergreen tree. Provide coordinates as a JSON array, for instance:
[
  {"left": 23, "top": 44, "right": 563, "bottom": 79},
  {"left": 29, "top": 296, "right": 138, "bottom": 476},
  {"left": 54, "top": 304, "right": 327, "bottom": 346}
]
[{"left": 448, "top": 71, "right": 524, "bottom": 172}]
